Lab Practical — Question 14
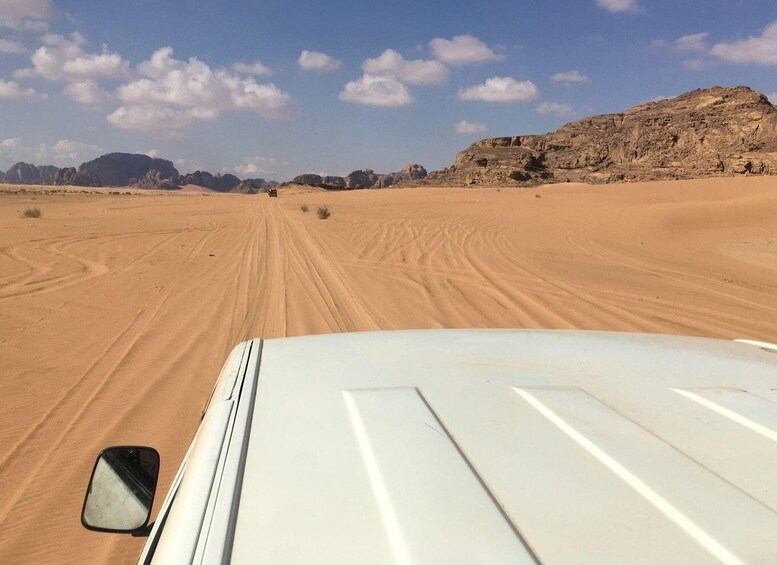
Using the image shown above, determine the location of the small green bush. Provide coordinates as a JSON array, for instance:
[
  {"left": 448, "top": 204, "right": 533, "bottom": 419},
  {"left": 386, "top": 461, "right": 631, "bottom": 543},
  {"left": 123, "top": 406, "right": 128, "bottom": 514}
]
[
  {"left": 317, "top": 206, "right": 331, "bottom": 220},
  {"left": 301, "top": 204, "right": 309, "bottom": 212},
  {"left": 22, "top": 207, "right": 41, "bottom": 218}
]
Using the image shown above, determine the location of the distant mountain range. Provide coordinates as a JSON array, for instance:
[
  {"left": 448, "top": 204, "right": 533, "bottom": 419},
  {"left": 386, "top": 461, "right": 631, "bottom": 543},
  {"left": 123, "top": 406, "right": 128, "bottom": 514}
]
[
  {"left": 290, "top": 164, "right": 428, "bottom": 189},
  {"left": 0, "top": 152, "right": 279, "bottom": 193},
  {"left": 4, "top": 86, "right": 775, "bottom": 191},
  {"left": 0, "top": 152, "right": 426, "bottom": 192}
]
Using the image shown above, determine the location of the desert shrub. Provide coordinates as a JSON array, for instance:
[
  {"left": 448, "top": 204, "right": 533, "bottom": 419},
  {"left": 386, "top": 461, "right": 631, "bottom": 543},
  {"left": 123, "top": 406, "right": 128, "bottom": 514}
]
[
  {"left": 317, "top": 206, "right": 331, "bottom": 220},
  {"left": 535, "top": 194, "right": 542, "bottom": 198},
  {"left": 22, "top": 207, "right": 41, "bottom": 218},
  {"left": 301, "top": 204, "right": 309, "bottom": 212}
]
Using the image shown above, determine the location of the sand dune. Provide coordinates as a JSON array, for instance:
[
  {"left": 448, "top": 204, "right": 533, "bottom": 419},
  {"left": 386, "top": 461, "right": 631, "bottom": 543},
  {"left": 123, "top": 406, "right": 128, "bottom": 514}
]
[{"left": 1, "top": 177, "right": 776, "bottom": 563}]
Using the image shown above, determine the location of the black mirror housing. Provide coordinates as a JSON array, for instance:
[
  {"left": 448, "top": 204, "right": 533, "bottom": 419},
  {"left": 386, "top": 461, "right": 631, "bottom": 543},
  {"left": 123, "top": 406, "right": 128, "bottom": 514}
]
[{"left": 81, "top": 446, "right": 160, "bottom": 534}]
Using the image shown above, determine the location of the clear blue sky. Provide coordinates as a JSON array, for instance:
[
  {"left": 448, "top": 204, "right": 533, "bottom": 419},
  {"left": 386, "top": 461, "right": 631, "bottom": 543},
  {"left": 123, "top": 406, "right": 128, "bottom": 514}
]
[{"left": 0, "top": 0, "right": 775, "bottom": 180}]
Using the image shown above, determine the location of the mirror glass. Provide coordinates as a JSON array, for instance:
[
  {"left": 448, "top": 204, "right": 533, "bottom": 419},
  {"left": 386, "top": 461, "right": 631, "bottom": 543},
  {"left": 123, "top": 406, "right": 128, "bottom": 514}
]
[{"left": 82, "top": 446, "right": 160, "bottom": 532}]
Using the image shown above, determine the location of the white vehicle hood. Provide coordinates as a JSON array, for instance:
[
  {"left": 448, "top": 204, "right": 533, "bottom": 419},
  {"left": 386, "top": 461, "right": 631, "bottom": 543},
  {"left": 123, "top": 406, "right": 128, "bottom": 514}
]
[{"left": 225, "top": 330, "right": 777, "bottom": 564}]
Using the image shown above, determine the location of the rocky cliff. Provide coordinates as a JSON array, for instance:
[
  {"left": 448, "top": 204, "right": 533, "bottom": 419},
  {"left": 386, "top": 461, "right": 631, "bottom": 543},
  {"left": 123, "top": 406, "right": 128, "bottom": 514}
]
[
  {"left": 424, "top": 86, "right": 777, "bottom": 186},
  {"left": 179, "top": 171, "right": 241, "bottom": 192},
  {"left": 74, "top": 153, "right": 180, "bottom": 187},
  {"left": 2, "top": 162, "right": 58, "bottom": 184}
]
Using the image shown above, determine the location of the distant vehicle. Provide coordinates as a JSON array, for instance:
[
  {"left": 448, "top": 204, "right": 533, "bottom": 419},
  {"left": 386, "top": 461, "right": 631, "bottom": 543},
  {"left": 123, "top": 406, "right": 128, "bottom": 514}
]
[
  {"left": 268, "top": 188, "right": 278, "bottom": 197},
  {"left": 81, "top": 330, "right": 777, "bottom": 563}
]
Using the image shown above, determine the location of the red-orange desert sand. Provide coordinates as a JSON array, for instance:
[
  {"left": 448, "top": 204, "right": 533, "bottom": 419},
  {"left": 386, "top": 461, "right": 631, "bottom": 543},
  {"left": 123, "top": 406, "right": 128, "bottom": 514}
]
[{"left": 1, "top": 177, "right": 776, "bottom": 563}]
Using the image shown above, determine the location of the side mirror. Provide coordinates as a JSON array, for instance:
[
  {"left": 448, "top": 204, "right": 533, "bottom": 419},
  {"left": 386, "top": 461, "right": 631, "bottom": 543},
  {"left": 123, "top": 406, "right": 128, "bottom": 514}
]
[{"left": 81, "top": 446, "right": 160, "bottom": 533}]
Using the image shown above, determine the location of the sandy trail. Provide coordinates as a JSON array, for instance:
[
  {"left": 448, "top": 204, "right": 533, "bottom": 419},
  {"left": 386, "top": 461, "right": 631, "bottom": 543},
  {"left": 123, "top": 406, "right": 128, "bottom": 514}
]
[{"left": 0, "top": 177, "right": 776, "bottom": 563}]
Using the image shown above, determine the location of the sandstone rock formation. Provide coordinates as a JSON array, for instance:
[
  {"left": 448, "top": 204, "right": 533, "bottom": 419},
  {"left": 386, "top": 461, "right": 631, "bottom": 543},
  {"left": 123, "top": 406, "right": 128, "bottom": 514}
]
[
  {"left": 134, "top": 169, "right": 180, "bottom": 190},
  {"left": 424, "top": 86, "right": 777, "bottom": 186},
  {"left": 176, "top": 171, "right": 243, "bottom": 191},
  {"left": 5, "top": 153, "right": 280, "bottom": 193},
  {"left": 291, "top": 164, "right": 427, "bottom": 189},
  {"left": 292, "top": 173, "right": 325, "bottom": 186},
  {"left": 49, "top": 167, "right": 77, "bottom": 185},
  {"left": 179, "top": 170, "right": 217, "bottom": 190},
  {"left": 346, "top": 169, "right": 379, "bottom": 189},
  {"left": 230, "top": 179, "right": 262, "bottom": 194},
  {"left": 70, "top": 170, "right": 102, "bottom": 187},
  {"left": 321, "top": 176, "right": 346, "bottom": 188},
  {"left": 214, "top": 174, "right": 240, "bottom": 192},
  {"left": 76, "top": 153, "right": 179, "bottom": 187},
  {"left": 2, "top": 162, "right": 58, "bottom": 184}
]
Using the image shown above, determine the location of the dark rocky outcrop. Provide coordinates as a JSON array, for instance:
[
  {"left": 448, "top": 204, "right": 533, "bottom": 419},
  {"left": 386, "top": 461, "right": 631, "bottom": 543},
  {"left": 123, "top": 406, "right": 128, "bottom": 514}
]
[
  {"left": 71, "top": 170, "right": 102, "bottom": 187},
  {"left": 178, "top": 170, "right": 241, "bottom": 192},
  {"left": 230, "top": 179, "right": 263, "bottom": 194},
  {"left": 321, "top": 176, "right": 346, "bottom": 188},
  {"left": 245, "top": 178, "right": 279, "bottom": 190},
  {"left": 345, "top": 169, "right": 379, "bottom": 189},
  {"left": 134, "top": 169, "right": 180, "bottom": 190},
  {"left": 291, "top": 164, "right": 427, "bottom": 189},
  {"left": 2, "top": 162, "right": 58, "bottom": 184},
  {"left": 49, "top": 167, "right": 77, "bottom": 185},
  {"left": 179, "top": 170, "right": 217, "bottom": 189},
  {"left": 3, "top": 153, "right": 282, "bottom": 193},
  {"left": 424, "top": 86, "right": 777, "bottom": 186},
  {"left": 76, "top": 153, "right": 179, "bottom": 187},
  {"left": 374, "top": 164, "right": 428, "bottom": 187},
  {"left": 401, "top": 163, "right": 427, "bottom": 179},
  {"left": 215, "top": 174, "right": 240, "bottom": 192},
  {"left": 292, "top": 173, "right": 324, "bottom": 186}
]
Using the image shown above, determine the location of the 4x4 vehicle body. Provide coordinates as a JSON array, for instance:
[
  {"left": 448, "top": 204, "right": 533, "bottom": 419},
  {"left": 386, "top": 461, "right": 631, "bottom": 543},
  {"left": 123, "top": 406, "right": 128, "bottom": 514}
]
[{"left": 84, "top": 330, "right": 777, "bottom": 563}]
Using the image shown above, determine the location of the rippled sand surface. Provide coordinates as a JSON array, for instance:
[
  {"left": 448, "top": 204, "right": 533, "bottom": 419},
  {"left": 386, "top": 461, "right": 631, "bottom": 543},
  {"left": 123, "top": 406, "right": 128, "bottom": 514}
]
[{"left": 1, "top": 177, "right": 775, "bottom": 563}]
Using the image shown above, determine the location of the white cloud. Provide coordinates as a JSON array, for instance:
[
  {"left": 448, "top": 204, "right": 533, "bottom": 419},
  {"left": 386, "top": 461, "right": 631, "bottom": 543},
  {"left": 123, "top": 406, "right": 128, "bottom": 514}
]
[
  {"left": 44, "top": 139, "right": 102, "bottom": 164},
  {"left": 173, "top": 157, "right": 205, "bottom": 174},
  {"left": 457, "top": 77, "right": 539, "bottom": 103},
  {"left": 0, "top": 78, "right": 45, "bottom": 100},
  {"left": 537, "top": 101, "right": 575, "bottom": 116},
  {"left": 550, "top": 70, "right": 590, "bottom": 86},
  {"left": 710, "top": 21, "right": 777, "bottom": 65},
  {"left": 455, "top": 120, "right": 487, "bottom": 134},
  {"left": 146, "top": 149, "right": 161, "bottom": 159},
  {"left": 21, "top": 19, "right": 48, "bottom": 31},
  {"left": 106, "top": 105, "right": 194, "bottom": 136},
  {"left": 683, "top": 58, "right": 713, "bottom": 70},
  {"left": 115, "top": 47, "right": 292, "bottom": 128},
  {"left": 0, "top": 137, "right": 102, "bottom": 167},
  {"left": 22, "top": 33, "right": 127, "bottom": 104},
  {"left": 227, "top": 155, "right": 289, "bottom": 177},
  {"left": 11, "top": 66, "right": 35, "bottom": 78},
  {"left": 0, "top": 0, "right": 56, "bottom": 29},
  {"left": 339, "top": 74, "right": 413, "bottom": 107},
  {"left": 135, "top": 45, "right": 175, "bottom": 78},
  {"left": 651, "top": 32, "right": 709, "bottom": 53},
  {"left": 362, "top": 49, "right": 448, "bottom": 85},
  {"left": 428, "top": 34, "right": 502, "bottom": 66},
  {"left": 62, "top": 50, "right": 128, "bottom": 79},
  {"left": 29, "top": 32, "right": 129, "bottom": 81},
  {"left": 595, "top": 0, "right": 642, "bottom": 13},
  {"left": 298, "top": 50, "right": 342, "bottom": 72},
  {"left": 63, "top": 79, "right": 108, "bottom": 104},
  {"left": 674, "top": 32, "right": 710, "bottom": 52},
  {"left": 0, "top": 38, "right": 25, "bottom": 53},
  {"left": 767, "top": 92, "right": 777, "bottom": 104},
  {"left": 231, "top": 61, "right": 272, "bottom": 76}
]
